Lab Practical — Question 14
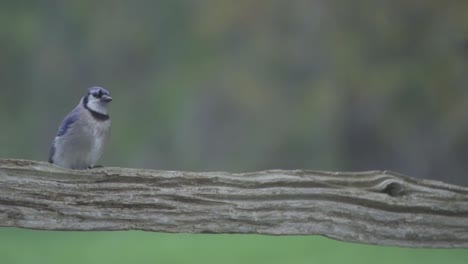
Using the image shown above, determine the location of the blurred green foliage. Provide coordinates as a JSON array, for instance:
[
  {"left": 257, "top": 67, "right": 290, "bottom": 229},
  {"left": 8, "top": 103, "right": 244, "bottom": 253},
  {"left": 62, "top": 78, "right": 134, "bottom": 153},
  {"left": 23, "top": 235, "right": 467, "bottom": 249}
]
[
  {"left": 1, "top": 228, "right": 467, "bottom": 264},
  {"left": 1, "top": 1, "right": 468, "bottom": 263}
]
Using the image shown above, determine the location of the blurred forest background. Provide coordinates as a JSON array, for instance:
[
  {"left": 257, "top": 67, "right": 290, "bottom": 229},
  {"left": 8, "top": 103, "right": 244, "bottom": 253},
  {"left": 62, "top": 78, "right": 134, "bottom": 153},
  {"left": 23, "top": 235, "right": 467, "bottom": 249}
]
[
  {"left": 2, "top": 1, "right": 468, "bottom": 186},
  {"left": 1, "top": 1, "right": 468, "bottom": 264}
]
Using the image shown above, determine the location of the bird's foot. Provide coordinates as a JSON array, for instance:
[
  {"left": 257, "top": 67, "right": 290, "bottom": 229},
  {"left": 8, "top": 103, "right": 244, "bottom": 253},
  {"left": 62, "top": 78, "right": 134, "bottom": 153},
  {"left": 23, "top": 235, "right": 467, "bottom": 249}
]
[{"left": 88, "top": 165, "right": 104, "bottom": 169}]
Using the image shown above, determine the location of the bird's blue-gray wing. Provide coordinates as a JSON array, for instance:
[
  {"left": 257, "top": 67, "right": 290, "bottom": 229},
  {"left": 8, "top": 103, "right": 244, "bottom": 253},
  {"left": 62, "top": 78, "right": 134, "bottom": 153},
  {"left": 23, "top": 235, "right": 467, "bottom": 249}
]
[
  {"left": 49, "top": 110, "right": 80, "bottom": 163},
  {"left": 57, "top": 110, "right": 80, "bottom": 137}
]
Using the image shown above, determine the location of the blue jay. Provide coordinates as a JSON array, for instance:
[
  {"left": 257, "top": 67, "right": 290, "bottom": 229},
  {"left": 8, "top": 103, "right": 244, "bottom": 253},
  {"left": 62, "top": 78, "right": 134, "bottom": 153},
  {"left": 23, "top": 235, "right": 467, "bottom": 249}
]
[{"left": 49, "top": 87, "right": 112, "bottom": 169}]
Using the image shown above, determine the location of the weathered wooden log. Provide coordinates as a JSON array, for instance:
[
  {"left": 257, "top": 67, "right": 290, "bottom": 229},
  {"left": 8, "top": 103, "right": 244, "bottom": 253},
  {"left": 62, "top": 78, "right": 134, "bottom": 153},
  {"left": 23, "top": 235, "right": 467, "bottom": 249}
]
[{"left": 0, "top": 159, "right": 467, "bottom": 248}]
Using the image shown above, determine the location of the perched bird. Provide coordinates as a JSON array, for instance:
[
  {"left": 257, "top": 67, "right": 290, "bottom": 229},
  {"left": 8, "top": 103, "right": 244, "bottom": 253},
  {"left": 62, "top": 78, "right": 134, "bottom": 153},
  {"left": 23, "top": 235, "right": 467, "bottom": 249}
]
[{"left": 49, "top": 87, "right": 112, "bottom": 169}]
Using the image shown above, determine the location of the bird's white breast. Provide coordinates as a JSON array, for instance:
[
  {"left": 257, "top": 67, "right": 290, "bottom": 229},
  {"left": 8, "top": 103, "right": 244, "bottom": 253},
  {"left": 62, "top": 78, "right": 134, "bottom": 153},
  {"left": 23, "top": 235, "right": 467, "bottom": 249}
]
[{"left": 85, "top": 113, "right": 111, "bottom": 166}]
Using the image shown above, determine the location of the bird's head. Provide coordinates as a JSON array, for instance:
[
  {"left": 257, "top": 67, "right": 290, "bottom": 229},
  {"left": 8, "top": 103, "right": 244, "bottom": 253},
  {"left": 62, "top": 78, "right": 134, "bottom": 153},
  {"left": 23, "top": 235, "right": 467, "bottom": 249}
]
[{"left": 84, "top": 86, "right": 112, "bottom": 115}]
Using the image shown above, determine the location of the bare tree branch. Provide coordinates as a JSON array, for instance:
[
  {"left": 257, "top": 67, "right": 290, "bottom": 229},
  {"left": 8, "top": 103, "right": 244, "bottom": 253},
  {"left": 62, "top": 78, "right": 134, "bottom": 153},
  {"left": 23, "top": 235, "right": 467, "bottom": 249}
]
[{"left": 1, "top": 159, "right": 467, "bottom": 248}]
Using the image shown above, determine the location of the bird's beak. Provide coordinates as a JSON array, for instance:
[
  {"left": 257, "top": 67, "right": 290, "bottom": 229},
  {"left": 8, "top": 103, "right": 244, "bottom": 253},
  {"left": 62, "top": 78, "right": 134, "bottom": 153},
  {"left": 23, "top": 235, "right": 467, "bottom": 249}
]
[{"left": 101, "top": 95, "right": 113, "bottom": 103}]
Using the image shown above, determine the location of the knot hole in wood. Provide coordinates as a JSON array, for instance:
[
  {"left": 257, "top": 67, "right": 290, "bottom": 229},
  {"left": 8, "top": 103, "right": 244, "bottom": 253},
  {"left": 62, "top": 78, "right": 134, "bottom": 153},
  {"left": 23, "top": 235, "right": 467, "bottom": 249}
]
[{"left": 382, "top": 182, "right": 405, "bottom": 197}]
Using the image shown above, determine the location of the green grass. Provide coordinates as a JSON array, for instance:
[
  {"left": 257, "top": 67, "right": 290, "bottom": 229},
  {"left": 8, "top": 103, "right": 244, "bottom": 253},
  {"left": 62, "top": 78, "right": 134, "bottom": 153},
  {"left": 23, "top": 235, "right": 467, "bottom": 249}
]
[{"left": 0, "top": 228, "right": 466, "bottom": 264}]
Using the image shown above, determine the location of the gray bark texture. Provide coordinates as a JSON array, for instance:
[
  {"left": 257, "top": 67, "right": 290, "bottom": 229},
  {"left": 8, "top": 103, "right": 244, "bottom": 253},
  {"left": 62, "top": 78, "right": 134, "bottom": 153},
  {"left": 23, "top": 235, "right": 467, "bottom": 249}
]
[{"left": 1, "top": 159, "right": 468, "bottom": 248}]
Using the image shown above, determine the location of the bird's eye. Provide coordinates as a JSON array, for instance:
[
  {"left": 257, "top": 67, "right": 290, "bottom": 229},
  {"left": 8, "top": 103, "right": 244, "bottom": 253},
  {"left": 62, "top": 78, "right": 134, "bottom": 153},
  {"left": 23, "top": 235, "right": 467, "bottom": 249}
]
[{"left": 93, "top": 90, "right": 102, "bottom": 98}]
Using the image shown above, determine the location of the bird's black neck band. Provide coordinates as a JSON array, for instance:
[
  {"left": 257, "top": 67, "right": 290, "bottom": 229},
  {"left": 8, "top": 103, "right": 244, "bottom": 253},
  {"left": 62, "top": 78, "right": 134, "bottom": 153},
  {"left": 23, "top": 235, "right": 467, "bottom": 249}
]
[{"left": 83, "top": 95, "right": 110, "bottom": 121}]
